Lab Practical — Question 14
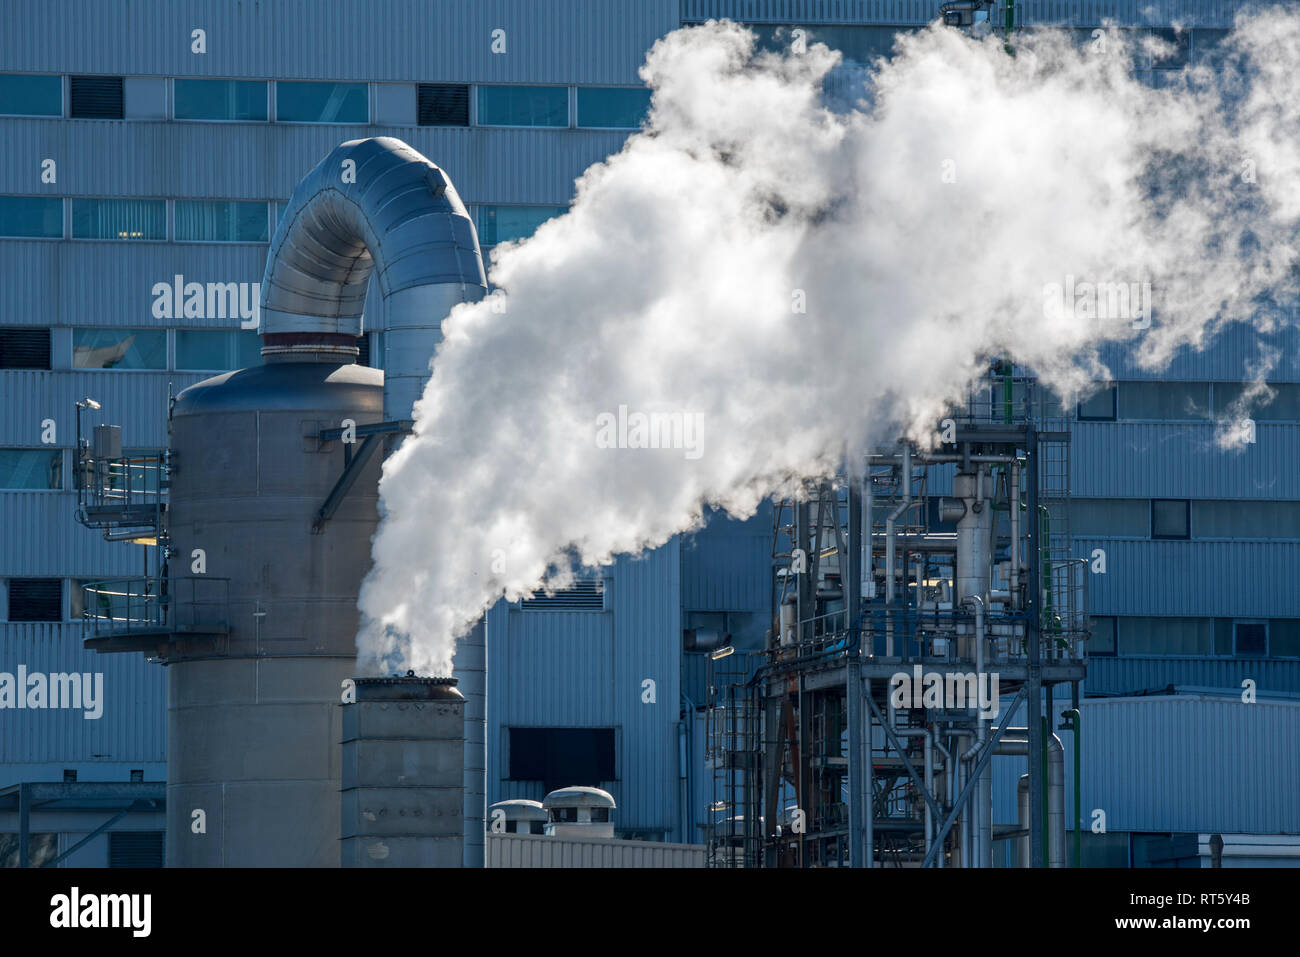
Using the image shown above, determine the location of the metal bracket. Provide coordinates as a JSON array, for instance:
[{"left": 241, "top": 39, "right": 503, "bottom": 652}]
[{"left": 311, "top": 419, "right": 413, "bottom": 533}]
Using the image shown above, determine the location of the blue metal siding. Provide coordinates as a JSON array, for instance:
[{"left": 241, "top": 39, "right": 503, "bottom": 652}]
[
  {"left": 1071, "top": 423, "right": 1300, "bottom": 499},
  {"left": 1078, "top": 538, "right": 1300, "bottom": 619},
  {"left": 1, "top": 0, "right": 677, "bottom": 84},
  {"left": 994, "top": 696, "right": 1300, "bottom": 835},
  {"left": 0, "top": 119, "right": 631, "bottom": 205},
  {"left": 1097, "top": 322, "right": 1300, "bottom": 383},
  {"left": 680, "top": 505, "right": 772, "bottom": 612},
  {"left": 1085, "top": 655, "right": 1300, "bottom": 697},
  {"left": 0, "top": 622, "right": 166, "bottom": 766},
  {"left": 681, "top": 0, "right": 1239, "bottom": 25}
]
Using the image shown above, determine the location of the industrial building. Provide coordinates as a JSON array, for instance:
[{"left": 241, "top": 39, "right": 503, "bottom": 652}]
[{"left": 1, "top": 0, "right": 1297, "bottom": 868}]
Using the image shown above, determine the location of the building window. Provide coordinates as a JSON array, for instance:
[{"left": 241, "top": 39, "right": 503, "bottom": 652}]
[
  {"left": 417, "top": 83, "right": 469, "bottom": 126},
  {"left": 0, "top": 73, "right": 62, "bottom": 116},
  {"left": 1076, "top": 384, "right": 1117, "bottom": 421},
  {"left": 1269, "top": 620, "right": 1300, "bottom": 658},
  {"left": 69, "top": 75, "right": 124, "bottom": 118},
  {"left": 1119, "top": 616, "right": 1214, "bottom": 655},
  {"left": 507, "top": 727, "right": 616, "bottom": 794},
  {"left": 1214, "top": 381, "right": 1300, "bottom": 421},
  {"left": 7, "top": 578, "right": 63, "bottom": 622},
  {"left": 71, "top": 198, "right": 166, "bottom": 240},
  {"left": 1191, "top": 500, "right": 1300, "bottom": 540},
  {"left": 73, "top": 328, "right": 167, "bottom": 370},
  {"left": 1234, "top": 621, "right": 1268, "bottom": 657},
  {"left": 1151, "top": 499, "right": 1190, "bottom": 540},
  {"left": 175, "top": 329, "right": 262, "bottom": 371},
  {"left": 0, "top": 328, "right": 52, "bottom": 369},
  {"left": 276, "top": 81, "right": 368, "bottom": 123},
  {"left": 175, "top": 200, "right": 270, "bottom": 243},
  {"left": 1118, "top": 381, "right": 1210, "bottom": 420},
  {"left": 1089, "top": 616, "right": 1117, "bottom": 656},
  {"left": 1068, "top": 499, "right": 1150, "bottom": 537},
  {"left": 0, "top": 448, "right": 62, "bottom": 490},
  {"left": 475, "top": 205, "right": 566, "bottom": 246},
  {"left": 174, "top": 78, "right": 268, "bottom": 121},
  {"left": 477, "top": 85, "right": 568, "bottom": 127},
  {"left": 576, "top": 87, "right": 651, "bottom": 129},
  {"left": 0, "top": 195, "right": 63, "bottom": 238}
]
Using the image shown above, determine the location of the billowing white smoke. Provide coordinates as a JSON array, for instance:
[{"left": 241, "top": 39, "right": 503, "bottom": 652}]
[{"left": 357, "top": 12, "right": 1300, "bottom": 675}]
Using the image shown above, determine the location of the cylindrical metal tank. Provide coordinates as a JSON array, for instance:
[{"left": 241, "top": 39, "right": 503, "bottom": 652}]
[
  {"left": 341, "top": 675, "right": 465, "bottom": 867},
  {"left": 164, "top": 358, "right": 384, "bottom": 866},
  {"left": 953, "top": 470, "right": 993, "bottom": 604}
]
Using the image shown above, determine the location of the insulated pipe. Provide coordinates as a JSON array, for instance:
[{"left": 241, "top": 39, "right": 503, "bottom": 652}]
[
  {"left": 1009, "top": 462, "right": 1021, "bottom": 610},
  {"left": 1017, "top": 773, "right": 1031, "bottom": 868},
  {"left": 862, "top": 467, "right": 874, "bottom": 604},
  {"left": 897, "top": 728, "right": 934, "bottom": 855},
  {"left": 259, "top": 137, "right": 490, "bottom": 867},
  {"left": 997, "top": 734, "right": 1066, "bottom": 867},
  {"left": 885, "top": 445, "right": 911, "bottom": 656},
  {"left": 961, "top": 595, "right": 991, "bottom": 868},
  {"left": 260, "top": 136, "right": 488, "bottom": 423}
]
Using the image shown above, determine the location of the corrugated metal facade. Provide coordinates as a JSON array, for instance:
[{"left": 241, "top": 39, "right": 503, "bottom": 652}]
[
  {"left": 1, "top": 1, "right": 677, "bottom": 83},
  {"left": 486, "top": 540, "right": 682, "bottom": 839},
  {"left": 680, "top": 0, "right": 1240, "bottom": 25},
  {"left": 0, "top": 623, "right": 166, "bottom": 775},
  {"left": 1085, "top": 654, "right": 1300, "bottom": 697},
  {"left": 993, "top": 696, "right": 1300, "bottom": 835},
  {"left": 487, "top": 831, "right": 705, "bottom": 867}
]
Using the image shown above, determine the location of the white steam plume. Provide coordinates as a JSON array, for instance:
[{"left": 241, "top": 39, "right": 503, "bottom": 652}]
[{"left": 358, "top": 12, "right": 1300, "bottom": 675}]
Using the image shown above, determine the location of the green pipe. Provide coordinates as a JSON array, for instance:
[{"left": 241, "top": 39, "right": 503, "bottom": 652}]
[
  {"left": 1004, "top": 0, "right": 1016, "bottom": 55},
  {"left": 1063, "top": 708, "right": 1082, "bottom": 867}
]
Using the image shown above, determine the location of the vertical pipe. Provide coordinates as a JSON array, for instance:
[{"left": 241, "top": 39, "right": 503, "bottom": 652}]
[
  {"left": 885, "top": 446, "right": 911, "bottom": 656},
  {"left": 1063, "top": 707, "right": 1082, "bottom": 867},
  {"left": 1017, "top": 773, "right": 1031, "bottom": 868},
  {"left": 1026, "top": 425, "right": 1043, "bottom": 867},
  {"left": 18, "top": 783, "right": 30, "bottom": 869},
  {"left": 864, "top": 679, "right": 874, "bottom": 868},
  {"left": 846, "top": 474, "right": 864, "bottom": 867},
  {"left": 1047, "top": 731, "right": 1066, "bottom": 868},
  {"left": 1009, "top": 461, "right": 1020, "bottom": 611}
]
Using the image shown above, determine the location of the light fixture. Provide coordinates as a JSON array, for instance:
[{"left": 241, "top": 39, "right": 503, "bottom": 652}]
[
  {"left": 77, "top": 397, "right": 101, "bottom": 410},
  {"left": 709, "top": 645, "right": 735, "bottom": 661}
]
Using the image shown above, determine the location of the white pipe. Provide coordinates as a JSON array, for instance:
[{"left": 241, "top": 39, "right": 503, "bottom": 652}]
[
  {"left": 884, "top": 445, "right": 911, "bottom": 656},
  {"left": 1009, "top": 462, "right": 1021, "bottom": 610}
]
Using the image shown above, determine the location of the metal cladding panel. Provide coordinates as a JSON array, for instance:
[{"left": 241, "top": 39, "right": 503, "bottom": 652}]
[
  {"left": 1085, "top": 655, "right": 1300, "bottom": 696},
  {"left": 0, "top": 120, "right": 626, "bottom": 203},
  {"left": 680, "top": 0, "right": 1238, "bottom": 25},
  {"left": 680, "top": 505, "right": 772, "bottom": 612},
  {"left": 0, "top": 371, "right": 203, "bottom": 448},
  {"left": 0, "top": 492, "right": 152, "bottom": 578},
  {"left": 992, "top": 696, "right": 1300, "bottom": 836},
  {"left": 486, "top": 832, "right": 706, "bottom": 867},
  {"left": 1, "top": 0, "right": 676, "bottom": 83},
  {"left": 0, "top": 622, "right": 165, "bottom": 764},
  {"left": 500, "top": 608, "right": 616, "bottom": 726},
  {"left": 609, "top": 539, "right": 682, "bottom": 836},
  {"left": 1070, "top": 423, "right": 1300, "bottom": 499},
  {"left": 1097, "top": 322, "right": 1300, "bottom": 383},
  {"left": 1077, "top": 537, "right": 1300, "bottom": 618},
  {"left": 0, "top": 240, "right": 267, "bottom": 330}
]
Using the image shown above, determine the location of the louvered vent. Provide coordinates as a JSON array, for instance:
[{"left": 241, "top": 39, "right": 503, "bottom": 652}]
[
  {"left": 521, "top": 578, "right": 604, "bottom": 610},
  {"left": 0, "top": 328, "right": 52, "bottom": 369},
  {"left": 70, "top": 75, "right": 124, "bottom": 118},
  {"left": 418, "top": 84, "right": 469, "bottom": 126}
]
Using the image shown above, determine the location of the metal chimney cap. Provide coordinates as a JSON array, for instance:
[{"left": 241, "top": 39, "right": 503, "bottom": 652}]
[{"left": 352, "top": 674, "right": 463, "bottom": 701}]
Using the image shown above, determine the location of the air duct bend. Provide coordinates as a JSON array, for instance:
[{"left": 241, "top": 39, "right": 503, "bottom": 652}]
[{"left": 259, "top": 136, "right": 488, "bottom": 422}]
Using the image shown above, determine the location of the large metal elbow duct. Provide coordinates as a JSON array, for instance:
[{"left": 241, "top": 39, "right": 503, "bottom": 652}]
[{"left": 260, "top": 136, "right": 488, "bottom": 422}]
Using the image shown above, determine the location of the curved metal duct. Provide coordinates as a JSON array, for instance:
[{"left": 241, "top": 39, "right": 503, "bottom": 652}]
[
  {"left": 260, "top": 135, "right": 488, "bottom": 422},
  {"left": 259, "top": 136, "right": 489, "bottom": 867}
]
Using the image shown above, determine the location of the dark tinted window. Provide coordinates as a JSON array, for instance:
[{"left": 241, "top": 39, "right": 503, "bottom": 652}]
[
  {"left": 508, "top": 727, "right": 615, "bottom": 794},
  {"left": 0, "top": 328, "right": 52, "bottom": 369},
  {"left": 417, "top": 84, "right": 469, "bottom": 126},
  {"left": 69, "top": 76, "right": 123, "bottom": 118},
  {"left": 7, "top": 578, "right": 63, "bottom": 621},
  {"left": 0, "top": 196, "right": 62, "bottom": 238},
  {"left": 1151, "top": 499, "right": 1190, "bottom": 540},
  {"left": 0, "top": 74, "right": 61, "bottom": 116}
]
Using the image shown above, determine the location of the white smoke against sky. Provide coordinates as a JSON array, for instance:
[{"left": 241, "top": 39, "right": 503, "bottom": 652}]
[{"left": 357, "top": 11, "right": 1300, "bottom": 675}]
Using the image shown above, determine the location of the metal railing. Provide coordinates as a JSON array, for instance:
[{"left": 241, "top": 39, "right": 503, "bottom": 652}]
[{"left": 81, "top": 576, "right": 230, "bottom": 639}]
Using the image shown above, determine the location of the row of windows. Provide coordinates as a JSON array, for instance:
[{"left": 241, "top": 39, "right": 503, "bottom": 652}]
[
  {"left": 0, "top": 73, "right": 652, "bottom": 129},
  {"left": 0, "top": 196, "right": 271, "bottom": 242},
  {"left": 1069, "top": 498, "right": 1300, "bottom": 541},
  {"left": 0, "top": 327, "right": 384, "bottom": 372},
  {"left": 1, "top": 195, "right": 567, "bottom": 245},
  {"left": 1090, "top": 616, "right": 1300, "bottom": 658},
  {"left": 1077, "top": 381, "right": 1300, "bottom": 423}
]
